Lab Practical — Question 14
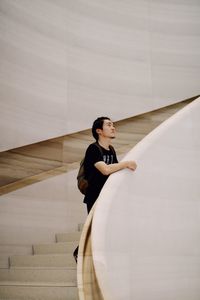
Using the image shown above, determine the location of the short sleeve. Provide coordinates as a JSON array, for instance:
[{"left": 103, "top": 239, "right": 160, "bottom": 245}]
[{"left": 84, "top": 143, "right": 103, "bottom": 167}]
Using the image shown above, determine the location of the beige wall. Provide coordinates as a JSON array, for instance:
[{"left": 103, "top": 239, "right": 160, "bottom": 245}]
[{"left": 0, "top": 0, "right": 200, "bottom": 151}]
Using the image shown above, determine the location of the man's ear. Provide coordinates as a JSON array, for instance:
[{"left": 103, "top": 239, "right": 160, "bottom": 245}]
[{"left": 96, "top": 128, "right": 102, "bottom": 136}]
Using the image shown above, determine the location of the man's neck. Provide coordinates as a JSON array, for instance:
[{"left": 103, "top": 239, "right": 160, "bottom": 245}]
[{"left": 97, "top": 138, "right": 111, "bottom": 150}]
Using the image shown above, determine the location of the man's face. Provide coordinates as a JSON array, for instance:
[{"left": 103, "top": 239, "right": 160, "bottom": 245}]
[{"left": 101, "top": 119, "right": 116, "bottom": 139}]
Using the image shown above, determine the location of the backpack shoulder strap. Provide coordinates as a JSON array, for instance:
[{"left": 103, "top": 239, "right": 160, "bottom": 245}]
[{"left": 93, "top": 142, "right": 104, "bottom": 157}]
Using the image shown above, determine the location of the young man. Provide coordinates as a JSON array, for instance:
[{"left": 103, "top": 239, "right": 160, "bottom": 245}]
[
  {"left": 83, "top": 116, "right": 137, "bottom": 213},
  {"left": 73, "top": 116, "right": 137, "bottom": 262}
]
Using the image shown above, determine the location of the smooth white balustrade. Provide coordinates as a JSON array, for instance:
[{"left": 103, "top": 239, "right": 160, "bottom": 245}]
[{"left": 92, "top": 98, "right": 200, "bottom": 300}]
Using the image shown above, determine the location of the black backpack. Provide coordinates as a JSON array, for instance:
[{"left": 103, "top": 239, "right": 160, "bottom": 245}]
[{"left": 77, "top": 142, "right": 114, "bottom": 195}]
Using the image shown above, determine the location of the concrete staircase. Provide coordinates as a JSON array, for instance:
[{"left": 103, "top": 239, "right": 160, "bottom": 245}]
[{"left": 0, "top": 232, "right": 81, "bottom": 300}]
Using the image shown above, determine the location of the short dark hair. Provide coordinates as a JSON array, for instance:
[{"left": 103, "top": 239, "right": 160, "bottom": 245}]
[{"left": 92, "top": 117, "right": 111, "bottom": 141}]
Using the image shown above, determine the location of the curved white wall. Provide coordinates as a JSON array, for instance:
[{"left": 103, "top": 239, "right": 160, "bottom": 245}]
[
  {"left": 92, "top": 97, "right": 200, "bottom": 300},
  {"left": 0, "top": 0, "right": 200, "bottom": 151}
]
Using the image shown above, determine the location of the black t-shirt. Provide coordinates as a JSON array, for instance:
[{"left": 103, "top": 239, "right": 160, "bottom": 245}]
[{"left": 83, "top": 142, "right": 118, "bottom": 206}]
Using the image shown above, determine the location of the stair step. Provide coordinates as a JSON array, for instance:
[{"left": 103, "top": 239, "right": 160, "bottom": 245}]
[
  {"left": 33, "top": 241, "right": 77, "bottom": 255},
  {"left": 0, "top": 285, "right": 78, "bottom": 300},
  {"left": 10, "top": 254, "right": 76, "bottom": 268},
  {"left": 0, "top": 268, "right": 76, "bottom": 284},
  {"left": 55, "top": 232, "right": 81, "bottom": 243},
  {"left": 0, "top": 281, "right": 74, "bottom": 287}
]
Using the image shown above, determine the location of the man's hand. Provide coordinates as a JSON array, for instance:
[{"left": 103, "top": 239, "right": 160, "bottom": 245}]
[{"left": 125, "top": 160, "right": 137, "bottom": 171}]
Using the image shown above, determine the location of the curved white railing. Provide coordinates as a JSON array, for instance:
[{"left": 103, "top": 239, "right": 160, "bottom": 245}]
[
  {"left": 77, "top": 203, "right": 104, "bottom": 300},
  {"left": 78, "top": 97, "right": 200, "bottom": 300}
]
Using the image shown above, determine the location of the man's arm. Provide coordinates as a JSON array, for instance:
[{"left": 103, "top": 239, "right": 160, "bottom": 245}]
[{"left": 94, "top": 160, "right": 137, "bottom": 176}]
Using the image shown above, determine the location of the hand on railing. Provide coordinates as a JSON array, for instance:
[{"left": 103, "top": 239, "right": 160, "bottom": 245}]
[{"left": 124, "top": 160, "right": 137, "bottom": 171}]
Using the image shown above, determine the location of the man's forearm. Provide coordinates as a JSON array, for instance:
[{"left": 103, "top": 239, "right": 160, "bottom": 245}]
[{"left": 95, "top": 161, "right": 137, "bottom": 176}]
